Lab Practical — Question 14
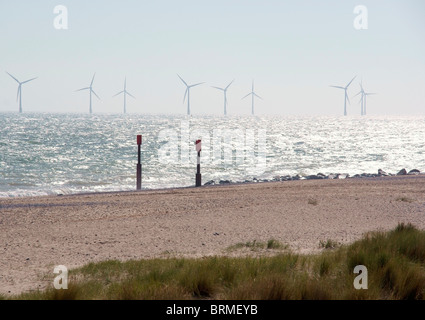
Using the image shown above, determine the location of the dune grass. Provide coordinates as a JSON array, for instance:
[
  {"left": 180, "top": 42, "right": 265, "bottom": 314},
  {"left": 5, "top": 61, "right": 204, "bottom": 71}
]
[{"left": 8, "top": 223, "right": 425, "bottom": 300}]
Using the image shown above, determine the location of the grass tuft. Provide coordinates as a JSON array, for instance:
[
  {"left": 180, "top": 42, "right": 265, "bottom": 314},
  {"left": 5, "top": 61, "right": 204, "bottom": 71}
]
[{"left": 319, "top": 239, "right": 339, "bottom": 250}]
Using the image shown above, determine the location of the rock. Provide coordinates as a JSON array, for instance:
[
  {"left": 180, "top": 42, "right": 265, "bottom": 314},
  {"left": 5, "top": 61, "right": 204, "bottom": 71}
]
[
  {"left": 408, "top": 169, "right": 420, "bottom": 175},
  {"left": 219, "top": 180, "right": 230, "bottom": 184},
  {"left": 328, "top": 174, "right": 337, "bottom": 179},
  {"left": 306, "top": 175, "right": 324, "bottom": 180},
  {"left": 280, "top": 175, "right": 292, "bottom": 181},
  {"left": 397, "top": 168, "right": 407, "bottom": 175},
  {"left": 204, "top": 180, "right": 215, "bottom": 186},
  {"left": 378, "top": 169, "right": 389, "bottom": 176}
]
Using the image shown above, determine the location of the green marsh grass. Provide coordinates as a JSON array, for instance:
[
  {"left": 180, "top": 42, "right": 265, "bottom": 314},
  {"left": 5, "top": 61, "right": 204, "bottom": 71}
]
[{"left": 10, "top": 223, "right": 425, "bottom": 300}]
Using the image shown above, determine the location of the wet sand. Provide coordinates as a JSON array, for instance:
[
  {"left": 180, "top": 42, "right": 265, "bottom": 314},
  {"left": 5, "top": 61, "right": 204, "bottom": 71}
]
[{"left": 1, "top": 175, "right": 425, "bottom": 295}]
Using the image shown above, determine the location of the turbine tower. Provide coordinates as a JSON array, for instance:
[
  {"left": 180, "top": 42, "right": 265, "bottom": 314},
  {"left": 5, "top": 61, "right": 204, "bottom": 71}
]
[
  {"left": 6, "top": 72, "right": 38, "bottom": 113},
  {"left": 113, "top": 77, "right": 135, "bottom": 114},
  {"left": 211, "top": 80, "right": 234, "bottom": 116},
  {"left": 330, "top": 76, "right": 357, "bottom": 116},
  {"left": 76, "top": 73, "right": 100, "bottom": 114},
  {"left": 242, "top": 80, "right": 262, "bottom": 115},
  {"left": 177, "top": 74, "right": 204, "bottom": 115}
]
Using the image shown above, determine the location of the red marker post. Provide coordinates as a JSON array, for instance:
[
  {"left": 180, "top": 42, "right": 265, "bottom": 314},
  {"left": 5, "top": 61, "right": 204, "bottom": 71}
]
[
  {"left": 137, "top": 135, "right": 142, "bottom": 190},
  {"left": 195, "top": 139, "right": 201, "bottom": 187}
]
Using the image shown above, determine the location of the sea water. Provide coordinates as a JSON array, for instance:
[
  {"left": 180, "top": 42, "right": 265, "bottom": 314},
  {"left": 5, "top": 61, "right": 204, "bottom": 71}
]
[{"left": 0, "top": 113, "right": 424, "bottom": 197}]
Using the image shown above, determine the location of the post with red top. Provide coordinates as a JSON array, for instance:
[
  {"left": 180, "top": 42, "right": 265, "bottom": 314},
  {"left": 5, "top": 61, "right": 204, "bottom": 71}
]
[
  {"left": 195, "top": 139, "right": 201, "bottom": 187},
  {"left": 137, "top": 135, "right": 142, "bottom": 190}
]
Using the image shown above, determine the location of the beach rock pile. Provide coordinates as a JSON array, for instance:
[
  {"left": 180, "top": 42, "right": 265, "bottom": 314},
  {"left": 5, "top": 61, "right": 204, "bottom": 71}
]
[{"left": 203, "top": 168, "right": 422, "bottom": 186}]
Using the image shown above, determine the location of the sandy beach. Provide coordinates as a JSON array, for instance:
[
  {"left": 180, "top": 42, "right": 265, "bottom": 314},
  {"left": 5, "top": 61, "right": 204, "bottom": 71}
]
[{"left": 1, "top": 175, "right": 425, "bottom": 295}]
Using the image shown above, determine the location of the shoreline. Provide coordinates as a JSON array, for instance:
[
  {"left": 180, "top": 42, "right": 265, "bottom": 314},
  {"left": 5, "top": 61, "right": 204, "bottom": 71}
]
[
  {"left": 1, "top": 167, "right": 422, "bottom": 201},
  {"left": 1, "top": 175, "right": 425, "bottom": 295}
]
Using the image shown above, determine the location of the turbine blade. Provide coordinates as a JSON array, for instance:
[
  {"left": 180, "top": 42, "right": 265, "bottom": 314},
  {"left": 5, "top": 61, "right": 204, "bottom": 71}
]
[
  {"left": 183, "top": 88, "right": 188, "bottom": 103},
  {"left": 177, "top": 74, "right": 188, "bottom": 87},
  {"left": 225, "top": 79, "right": 234, "bottom": 90},
  {"left": 91, "top": 73, "right": 96, "bottom": 87},
  {"left": 254, "top": 93, "right": 263, "bottom": 100},
  {"left": 346, "top": 75, "right": 357, "bottom": 89},
  {"left": 76, "top": 87, "right": 90, "bottom": 92},
  {"left": 126, "top": 91, "right": 136, "bottom": 99},
  {"left": 21, "top": 77, "right": 38, "bottom": 84},
  {"left": 211, "top": 86, "right": 224, "bottom": 91},
  {"left": 17, "top": 85, "right": 21, "bottom": 102},
  {"left": 189, "top": 82, "right": 205, "bottom": 88},
  {"left": 330, "top": 85, "right": 345, "bottom": 89},
  {"left": 242, "top": 93, "right": 252, "bottom": 100},
  {"left": 346, "top": 92, "right": 351, "bottom": 105},
  {"left": 113, "top": 90, "right": 124, "bottom": 97},
  {"left": 354, "top": 91, "right": 362, "bottom": 97},
  {"left": 92, "top": 89, "right": 100, "bottom": 100},
  {"left": 6, "top": 72, "right": 20, "bottom": 83}
]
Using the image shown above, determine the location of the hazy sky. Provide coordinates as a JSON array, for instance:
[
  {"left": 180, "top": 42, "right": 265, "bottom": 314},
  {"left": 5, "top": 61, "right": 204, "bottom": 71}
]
[{"left": 1, "top": 0, "right": 424, "bottom": 115}]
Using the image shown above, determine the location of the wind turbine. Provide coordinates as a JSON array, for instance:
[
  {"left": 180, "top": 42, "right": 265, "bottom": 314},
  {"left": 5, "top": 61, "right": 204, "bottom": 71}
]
[
  {"left": 362, "top": 90, "right": 376, "bottom": 116},
  {"left": 6, "top": 72, "right": 38, "bottom": 113},
  {"left": 113, "top": 77, "right": 135, "bottom": 114},
  {"left": 354, "top": 81, "right": 366, "bottom": 115},
  {"left": 211, "top": 80, "right": 234, "bottom": 115},
  {"left": 76, "top": 73, "right": 100, "bottom": 114},
  {"left": 330, "top": 76, "right": 357, "bottom": 116},
  {"left": 354, "top": 81, "right": 376, "bottom": 116},
  {"left": 177, "top": 74, "right": 204, "bottom": 115},
  {"left": 242, "top": 80, "right": 262, "bottom": 115}
]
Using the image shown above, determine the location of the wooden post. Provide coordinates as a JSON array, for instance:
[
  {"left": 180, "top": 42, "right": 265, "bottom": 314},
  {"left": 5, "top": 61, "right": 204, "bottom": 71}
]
[
  {"left": 196, "top": 139, "right": 201, "bottom": 187},
  {"left": 137, "top": 135, "right": 142, "bottom": 190}
]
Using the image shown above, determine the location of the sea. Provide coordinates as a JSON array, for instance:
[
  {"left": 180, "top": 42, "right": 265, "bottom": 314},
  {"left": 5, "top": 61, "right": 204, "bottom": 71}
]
[{"left": 0, "top": 113, "right": 424, "bottom": 198}]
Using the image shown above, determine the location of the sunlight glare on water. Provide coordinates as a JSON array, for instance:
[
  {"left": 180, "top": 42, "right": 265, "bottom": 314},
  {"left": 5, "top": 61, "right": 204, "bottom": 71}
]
[{"left": 0, "top": 113, "right": 424, "bottom": 197}]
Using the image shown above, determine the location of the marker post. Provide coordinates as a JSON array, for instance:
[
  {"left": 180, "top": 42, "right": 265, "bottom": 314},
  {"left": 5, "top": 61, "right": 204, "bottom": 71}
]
[
  {"left": 137, "top": 135, "right": 142, "bottom": 190},
  {"left": 195, "top": 139, "right": 201, "bottom": 187}
]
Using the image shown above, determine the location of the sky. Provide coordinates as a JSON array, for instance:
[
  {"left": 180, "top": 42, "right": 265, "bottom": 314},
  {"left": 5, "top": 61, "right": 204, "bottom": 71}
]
[{"left": 0, "top": 0, "right": 424, "bottom": 115}]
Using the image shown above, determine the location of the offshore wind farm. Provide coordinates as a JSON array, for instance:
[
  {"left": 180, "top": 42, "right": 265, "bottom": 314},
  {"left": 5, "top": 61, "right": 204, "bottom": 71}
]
[{"left": 4, "top": 71, "right": 382, "bottom": 116}]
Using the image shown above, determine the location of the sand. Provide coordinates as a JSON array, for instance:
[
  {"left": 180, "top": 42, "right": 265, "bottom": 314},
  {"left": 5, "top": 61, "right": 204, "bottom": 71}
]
[{"left": 1, "top": 175, "right": 425, "bottom": 295}]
